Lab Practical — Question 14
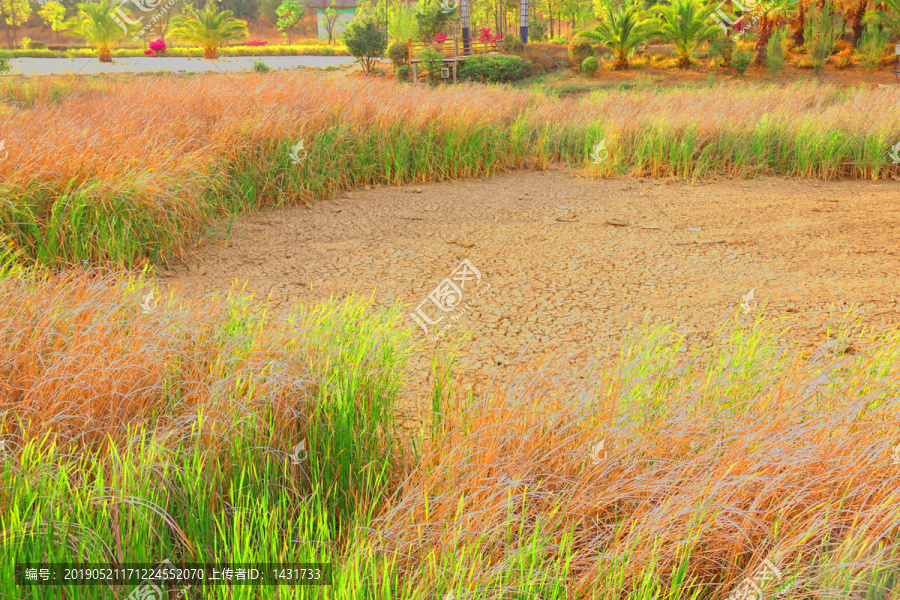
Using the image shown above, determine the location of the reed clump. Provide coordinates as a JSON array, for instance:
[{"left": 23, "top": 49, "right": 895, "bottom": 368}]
[{"left": 1, "top": 73, "right": 898, "bottom": 267}]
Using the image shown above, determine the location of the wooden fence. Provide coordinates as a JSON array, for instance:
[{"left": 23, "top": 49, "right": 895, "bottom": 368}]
[{"left": 407, "top": 34, "right": 505, "bottom": 83}]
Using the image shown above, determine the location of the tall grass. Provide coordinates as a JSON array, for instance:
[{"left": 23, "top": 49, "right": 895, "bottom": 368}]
[
  {"left": 1, "top": 73, "right": 899, "bottom": 268},
  {"left": 2, "top": 268, "right": 899, "bottom": 598},
  {"left": 0, "top": 268, "right": 415, "bottom": 598},
  {"left": 350, "top": 315, "right": 900, "bottom": 600}
]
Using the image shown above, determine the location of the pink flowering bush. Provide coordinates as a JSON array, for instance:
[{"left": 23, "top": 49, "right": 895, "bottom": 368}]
[
  {"left": 144, "top": 39, "right": 166, "bottom": 56},
  {"left": 246, "top": 40, "right": 268, "bottom": 46},
  {"left": 434, "top": 33, "right": 447, "bottom": 45},
  {"left": 477, "top": 28, "right": 500, "bottom": 43}
]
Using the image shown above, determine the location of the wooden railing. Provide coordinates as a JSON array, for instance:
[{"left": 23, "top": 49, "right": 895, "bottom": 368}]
[{"left": 408, "top": 33, "right": 505, "bottom": 63}]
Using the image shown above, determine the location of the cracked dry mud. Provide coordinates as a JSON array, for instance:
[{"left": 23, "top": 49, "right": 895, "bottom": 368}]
[{"left": 160, "top": 170, "right": 900, "bottom": 433}]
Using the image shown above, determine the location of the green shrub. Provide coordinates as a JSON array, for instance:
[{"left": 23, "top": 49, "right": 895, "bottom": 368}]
[
  {"left": 458, "top": 54, "right": 531, "bottom": 82},
  {"left": 341, "top": 17, "right": 388, "bottom": 75},
  {"left": 833, "top": 48, "right": 854, "bottom": 68},
  {"left": 0, "top": 50, "right": 10, "bottom": 74},
  {"left": 731, "top": 49, "right": 752, "bottom": 74},
  {"left": 22, "top": 37, "right": 47, "bottom": 50},
  {"left": 418, "top": 48, "right": 443, "bottom": 84},
  {"left": 708, "top": 31, "right": 734, "bottom": 69},
  {"left": 529, "top": 20, "right": 547, "bottom": 42},
  {"left": 388, "top": 41, "right": 409, "bottom": 67},
  {"left": 397, "top": 63, "right": 412, "bottom": 81},
  {"left": 806, "top": 1, "right": 841, "bottom": 74},
  {"left": 766, "top": 27, "right": 786, "bottom": 77},
  {"left": 252, "top": 58, "right": 270, "bottom": 73},
  {"left": 501, "top": 34, "right": 525, "bottom": 53},
  {"left": 581, "top": 55, "right": 599, "bottom": 75},
  {"left": 568, "top": 39, "right": 593, "bottom": 70},
  {"left": 858, "top": 24, "right": 889, "bottom": 73}
]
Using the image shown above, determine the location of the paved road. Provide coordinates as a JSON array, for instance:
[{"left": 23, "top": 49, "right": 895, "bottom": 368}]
[{"left": 9, "top": 55, "right": 357, "bottom": 76}]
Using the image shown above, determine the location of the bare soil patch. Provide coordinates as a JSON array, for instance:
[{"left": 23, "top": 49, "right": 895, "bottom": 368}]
[{"left": 161, "top": 171, "right": 900, "bottom": 430}]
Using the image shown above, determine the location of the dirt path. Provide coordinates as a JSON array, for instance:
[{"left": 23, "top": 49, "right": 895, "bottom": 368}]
[{"left": 161, "top": 170, "right": 900, "bottom": 430}]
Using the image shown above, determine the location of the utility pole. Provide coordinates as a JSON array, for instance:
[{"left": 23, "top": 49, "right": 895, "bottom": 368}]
[
  {"left": 461, "top": 0, "right": 470, "bottom": 54},
  {"left": 519, "top": 0, "right": 528, "bottom": 42}
]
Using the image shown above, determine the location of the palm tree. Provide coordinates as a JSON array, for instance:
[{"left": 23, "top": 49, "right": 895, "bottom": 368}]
[
  {"left": 865, "top": 0, "right": 900, "bottom": 40},
  {"left": 63, "top": 0, "right": 131, "bottom": 63},
  {"left": 750, "top": 0, "right": 800, "bottom": 65},
  {"left": 169, "top": 3, "right": 249, "bottom": 60},
  {"left": 648, "top": 0, "right": 720, "bottom": 68},
  {"left": 577, "top": 2, "right": 656, "bottom": 69}
]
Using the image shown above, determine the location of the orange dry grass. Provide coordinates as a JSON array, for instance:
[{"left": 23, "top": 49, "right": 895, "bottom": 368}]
[
  {"left": 0, "top": 72, "right": 534, "bottom": 262},
  {"left": 0, "top": 269, "right": 318, "bottom": 452},
  {"left": 1, "top": 72, "right": 531, "bottom": 188},
  {"left": 367, "top": 332, "right": 900, "bottom": 598}
]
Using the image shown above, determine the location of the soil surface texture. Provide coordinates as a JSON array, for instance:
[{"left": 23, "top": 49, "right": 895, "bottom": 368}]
[{"left": 161, "top": 170, "right": 900, "bottom": 432}]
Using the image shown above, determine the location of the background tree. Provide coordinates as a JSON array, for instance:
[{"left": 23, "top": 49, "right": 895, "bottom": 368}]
[
  {"left": 276, "top": 0, "right": 303, "bottom": 43},
  {"left": 648, "top": 0, "right": 718, "bottom": 67},
  {"left": 388, "top": 3, "right": 419, "bottom": 41},
  {"left": 260, "top": 0, "right": 280, "bottom": 24},
  {"left": 153, "top": 0, "right": 185, "bottom": 43},
  {"left": 749, "top": 0, "right": 799, "bottom": 65},
  {"left": 577, "top": 1, "right": 654, "bottom": 68},
  {"left": 842, "top": 0, "right": 869, "bottom": 44},
  {"left": 38, "top": 0, "right": 67, "bottom": 44},
  {"left": 63, "top": 0, "right": 130, "bottom": 61},
  {"left": 529, "top": 17, "right": 548, "bottom": 39},
  {"left": 341, "top": 16, "right": 387, "bottom": 73},
  {"left": 415, "top": 0, "right": 452, "bottom": 41},
  {"left": 865, "top": 0, "right": 900, "bottom": 39},
  {"left": 170, "top": 3, "right": 249, "bottom": 58},
  {"left": 322, "top": 5, "right": 340, "bottom": 44},
  {"left": 544, "top": 0, "right": 560, "bottom": 37},
  {"left": 0, "top": 0, "right": 32, "bottom": 49},
  {"left": 230, "top": 0, "right": 260, "bottom": 19},
  {"left": 560, "top": 0, "right": 594, "bottom": 35}
]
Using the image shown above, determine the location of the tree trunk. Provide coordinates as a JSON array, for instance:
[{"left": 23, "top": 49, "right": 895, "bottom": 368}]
[
  {"left": 546, "top": 0, "right": 554, "bottom": 38},
  {"left": 755, "top": 16, "right": 773, "bottom": 65},
  {"left": 98, "top": 46, "right": 113, "bottom": 62},
  {"left": 204, "top": 45, "right": 218, "bottom": 59},
  {"left": 793, "top": 0, "right": 805, "bottom": 46},
  {"left": 848, "top": 0, "right": 866, "bottom": 45}
]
